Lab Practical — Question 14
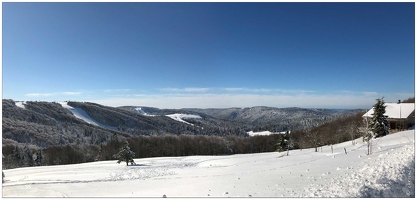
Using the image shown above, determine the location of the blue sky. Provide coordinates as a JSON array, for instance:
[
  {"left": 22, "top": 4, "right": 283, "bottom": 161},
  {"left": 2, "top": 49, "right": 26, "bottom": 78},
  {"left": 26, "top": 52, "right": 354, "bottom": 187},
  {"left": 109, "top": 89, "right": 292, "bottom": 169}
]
[{"left": 3, "top": 2, "right": 415, "bottom": 109}]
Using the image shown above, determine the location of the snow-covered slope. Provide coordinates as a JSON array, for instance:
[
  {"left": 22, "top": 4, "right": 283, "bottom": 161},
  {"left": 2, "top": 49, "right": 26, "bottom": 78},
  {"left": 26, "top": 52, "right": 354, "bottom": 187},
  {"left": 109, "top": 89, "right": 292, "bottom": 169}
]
[
  {"left": 133, "top": 107, "right": 155, "bottom": 116},
  {"left": 247, "top": 130, "right": 287, "bottom": 136},
  {"left": 2, "top": 130, "right": 414, "bottom": 197},
  {"left": 15, "top": 101, "right": 26, "bottom": 109},
  {"left": 59, "top": 102, "right": 117, "bottom": 130},
  {"left": 165, "top": 113, "right": 202, "bottom": 125}
]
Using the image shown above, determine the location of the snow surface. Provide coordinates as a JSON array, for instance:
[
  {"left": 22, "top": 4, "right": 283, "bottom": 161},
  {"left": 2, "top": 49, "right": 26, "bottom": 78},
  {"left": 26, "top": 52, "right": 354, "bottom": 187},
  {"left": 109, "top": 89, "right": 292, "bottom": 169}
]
[
  {"left": 58, "top": 102, "right": 117, "bottom": 130},
  {"left": 363, "top": 103, "right": 415, "bottom": 119},
  {"left": 2, "top": 130, "right": 414, "bottom": 197},
  {"left": 247, "top": 131, "right": 287, "bottom": 136},
  {"left": 15, "top": 101, "right": 26, "bottom": 109},
  {"left": 165, "top": 113, "right": 202, "bottom": 126},
  {"left": 133, "top": 107, "right": 155, "bottom": 116}
]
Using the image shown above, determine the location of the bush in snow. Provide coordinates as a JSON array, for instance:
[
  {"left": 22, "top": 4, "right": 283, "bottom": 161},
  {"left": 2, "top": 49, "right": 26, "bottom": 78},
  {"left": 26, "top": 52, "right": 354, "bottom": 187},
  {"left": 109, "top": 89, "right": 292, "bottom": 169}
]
[{"left": 114, "top": 142, "right": 136, "bottom": 166}]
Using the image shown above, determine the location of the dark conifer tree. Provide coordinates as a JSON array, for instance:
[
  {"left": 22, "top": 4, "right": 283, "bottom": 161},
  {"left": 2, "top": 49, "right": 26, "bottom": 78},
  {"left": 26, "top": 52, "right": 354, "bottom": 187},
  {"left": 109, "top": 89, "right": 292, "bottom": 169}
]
[
  {"left": 371, "top": 98, "right": 390, "bottom": 138},
  {"left": 114, "top": 142, "right": 136, "bottom": 166}
]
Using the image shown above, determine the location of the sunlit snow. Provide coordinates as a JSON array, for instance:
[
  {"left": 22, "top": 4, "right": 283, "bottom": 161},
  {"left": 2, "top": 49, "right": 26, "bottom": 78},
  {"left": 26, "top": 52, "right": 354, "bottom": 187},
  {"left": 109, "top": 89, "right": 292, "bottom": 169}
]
[
  {"left": 363, "top": 103, "right": 415, "bottom": 119},
  {"left": 133, "top": 107, "right": 155, "bottom": 116},
  {"left": 247, "top": 131, "right": 288, "bottom": 136},
  {"left": 165, "top": 113, "right": 202, "bottom": 125},
  {"left": 3, "top": 130, "right": 414, "bottom": 197},
  {"left": 58, "top": 102, "right": 117, "bottom": 130},
  {"left": 15, "top": 101, "right": 26, "bottom": 109}
]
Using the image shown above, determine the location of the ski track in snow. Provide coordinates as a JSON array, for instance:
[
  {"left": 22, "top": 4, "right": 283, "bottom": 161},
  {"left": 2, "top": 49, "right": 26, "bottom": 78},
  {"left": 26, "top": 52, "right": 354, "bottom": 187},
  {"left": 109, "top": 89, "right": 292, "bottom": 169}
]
[
  {"left": 2, "top": 130, "right": 414, "bottom": 197},
  {"left": 165, "top": 113, "right": 202, "bottom": 126},
  {"left": 58, "top": 102, "right": 117, "bottom": 130}
]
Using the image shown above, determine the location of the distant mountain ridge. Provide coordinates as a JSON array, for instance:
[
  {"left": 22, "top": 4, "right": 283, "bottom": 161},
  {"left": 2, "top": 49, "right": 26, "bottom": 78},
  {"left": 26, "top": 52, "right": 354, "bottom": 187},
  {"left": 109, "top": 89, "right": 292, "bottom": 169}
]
[
  {"left": 183, "top": 106, "right": 363, "bottom": 132},
  {"left": 3, "top": 99, "right": 362, "bottom": 149}
]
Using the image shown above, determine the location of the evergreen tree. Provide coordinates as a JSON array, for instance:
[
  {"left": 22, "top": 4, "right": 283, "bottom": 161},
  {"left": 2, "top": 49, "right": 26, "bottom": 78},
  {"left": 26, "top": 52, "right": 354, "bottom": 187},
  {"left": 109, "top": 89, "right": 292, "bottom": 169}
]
[
  {"left": 276, "top": 131, "right": 293, "bottom": 156},
  {"left": 370, "top": 98, "right": 390, "bottom": 138},
  {"left": 34, "top": 150, "right": 43, "bottom": 166},
  {"left": 114, "top": 142, "right": 136, "bottom": 166}
]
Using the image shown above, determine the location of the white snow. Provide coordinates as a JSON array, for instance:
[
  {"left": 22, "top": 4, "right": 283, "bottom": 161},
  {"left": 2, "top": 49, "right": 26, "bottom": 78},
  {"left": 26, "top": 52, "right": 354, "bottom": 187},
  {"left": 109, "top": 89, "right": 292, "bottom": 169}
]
[
  {"left": 363, "top": 103, "right": 415, "bottom": 119},
  {"left": 58, "top": 102, "right": 117, "bottom": 130},
  {"left": 134, "top": 107, "right": 155, "bottom": 116},
  {"left": 134, "top": 107, "right": 148, "bottom": 115},
  {"left": 15, "top": 101, "right": 26, "bottom": 109},
  {"left": 2, "top": 130, "right": 414, "bottom": 197},
  {"left": 165, "top": 113, "right": 202, "bottom": 125},
  {"left": 247, "top": 131, "right": 288, "bottom": 136}
]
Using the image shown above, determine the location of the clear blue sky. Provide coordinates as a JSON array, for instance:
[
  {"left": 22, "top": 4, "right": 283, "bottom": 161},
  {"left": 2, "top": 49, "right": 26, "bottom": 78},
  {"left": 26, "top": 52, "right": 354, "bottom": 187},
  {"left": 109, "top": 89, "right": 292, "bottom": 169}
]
[{"left": 3, "top": 2, "right": 415, "bottom": 109}]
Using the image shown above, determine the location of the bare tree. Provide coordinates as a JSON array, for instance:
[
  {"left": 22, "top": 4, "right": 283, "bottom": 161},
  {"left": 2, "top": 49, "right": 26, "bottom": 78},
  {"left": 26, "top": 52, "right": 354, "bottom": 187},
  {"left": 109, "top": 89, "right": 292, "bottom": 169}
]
[{"left": 362, "top": 117, "right": 373, "bottom": 155}]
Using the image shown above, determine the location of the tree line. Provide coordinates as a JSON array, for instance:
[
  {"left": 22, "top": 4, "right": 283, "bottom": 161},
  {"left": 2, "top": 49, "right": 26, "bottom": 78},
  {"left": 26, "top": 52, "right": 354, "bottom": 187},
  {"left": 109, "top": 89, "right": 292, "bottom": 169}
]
[
  {"left": 5, "top": 97, "right": 408, "bottom": 169},
  {"left": 2, "top": 134, "right": 282, "bottom": 169},
  {"left": 3, "top": 111, "right": 367, "bottom": 169}
]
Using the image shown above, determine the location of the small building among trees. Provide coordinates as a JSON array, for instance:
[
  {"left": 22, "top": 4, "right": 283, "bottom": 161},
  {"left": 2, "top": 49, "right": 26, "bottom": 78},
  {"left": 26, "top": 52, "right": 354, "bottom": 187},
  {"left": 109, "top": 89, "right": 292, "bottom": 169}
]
[{"left": 363, "top": 101, "right": 415, "bottom": 133}]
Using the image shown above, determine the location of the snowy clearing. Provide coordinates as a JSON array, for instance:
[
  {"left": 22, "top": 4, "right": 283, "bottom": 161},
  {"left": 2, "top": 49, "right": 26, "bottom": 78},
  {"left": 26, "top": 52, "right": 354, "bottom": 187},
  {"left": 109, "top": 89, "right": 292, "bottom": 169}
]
[
  {"left": 15, "top": 101, "right": 26, "bottom": 109},
  {"left": 58, "top": 102, "right": 117, "bottom": 130},
  {"left": 133, "top": 107, "right": 155, "bottom": 116},
  {"left": 2, "top": 130, "right": 414, "bottom": 197},
  {"left": 247, "top": 130, "right": 287, "bottom": 136},
  {"left": 165, "top": 113, "right": 202, "bottom": 126}
]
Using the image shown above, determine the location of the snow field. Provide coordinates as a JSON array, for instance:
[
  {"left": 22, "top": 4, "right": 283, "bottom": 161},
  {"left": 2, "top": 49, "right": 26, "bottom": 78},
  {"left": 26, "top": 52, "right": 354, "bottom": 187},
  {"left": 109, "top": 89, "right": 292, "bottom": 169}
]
[
  {"left": 247, "top": 130, "right": 287, "bottom": 136},
  {"left": 15, "top": 101, "right": 26, "bottom": 109},
  {"left": 165, "top": 113, "right": 202, "bottom": 125},
  {"left": 2, "top": 130, "right": 414, "bottom": 197},
  {"left": 58, "top": 102, "right": 118, "bottom": 130}
]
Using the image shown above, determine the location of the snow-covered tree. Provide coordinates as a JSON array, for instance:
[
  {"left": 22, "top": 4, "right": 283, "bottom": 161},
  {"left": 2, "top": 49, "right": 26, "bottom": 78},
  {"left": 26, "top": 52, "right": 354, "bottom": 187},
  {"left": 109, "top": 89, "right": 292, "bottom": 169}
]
[
  {"left": 114, "top": 142, "right": 136, "bottom": 166},
  {"left": 276, "top": 131, "right": 293, "bottom": 156},
  {"left": 370, "top": 98, "right": 390, "bottom": 138},
  {"left": 34, "top": 150, "right": 43, "bottom": 166}
]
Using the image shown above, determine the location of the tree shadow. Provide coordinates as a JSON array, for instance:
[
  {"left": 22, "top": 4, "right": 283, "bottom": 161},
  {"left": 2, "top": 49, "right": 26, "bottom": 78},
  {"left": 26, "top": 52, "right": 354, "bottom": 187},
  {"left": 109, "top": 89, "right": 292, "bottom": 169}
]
[{"left": 129, "top": 163, "right": 150, "bottom": 167}]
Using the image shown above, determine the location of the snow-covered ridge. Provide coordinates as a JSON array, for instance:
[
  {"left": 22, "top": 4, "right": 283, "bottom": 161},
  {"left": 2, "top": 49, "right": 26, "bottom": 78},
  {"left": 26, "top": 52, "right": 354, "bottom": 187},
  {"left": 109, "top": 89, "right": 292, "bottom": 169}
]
[
  {"left": 59, "top": 102, "right": 117, "bottom": 130},
  {"left": 165, "top": 113, "right": 202, "bottom": 125}
]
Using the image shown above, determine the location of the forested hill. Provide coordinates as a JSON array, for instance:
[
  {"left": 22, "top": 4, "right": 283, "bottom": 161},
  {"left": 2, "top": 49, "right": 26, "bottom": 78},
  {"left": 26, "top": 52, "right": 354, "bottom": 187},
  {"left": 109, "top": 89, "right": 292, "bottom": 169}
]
[
  {"left": 3, "top": 99, "right": 362, "bottom": 149},
  {"left": 183, "top": 107, "right": 363, "bottom": 132}
]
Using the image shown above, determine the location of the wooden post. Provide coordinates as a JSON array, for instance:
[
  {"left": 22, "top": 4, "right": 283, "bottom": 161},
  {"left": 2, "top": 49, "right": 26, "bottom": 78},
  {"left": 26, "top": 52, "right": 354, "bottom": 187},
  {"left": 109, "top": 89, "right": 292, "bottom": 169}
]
[{"left": 344, "top": 148, "right": 347, "bottom": 155}]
